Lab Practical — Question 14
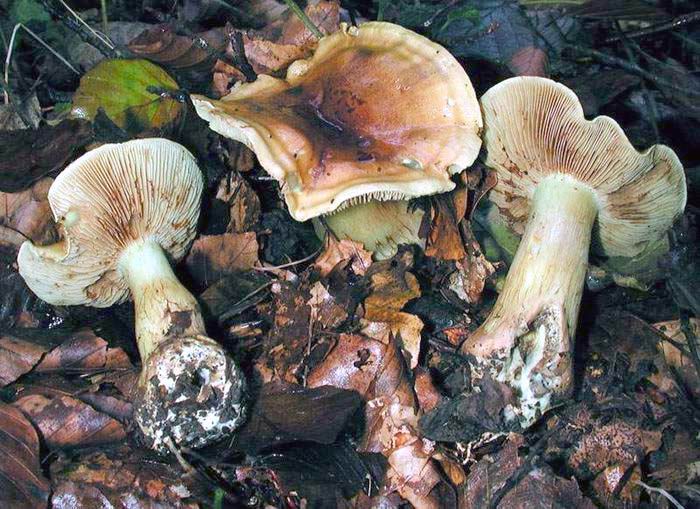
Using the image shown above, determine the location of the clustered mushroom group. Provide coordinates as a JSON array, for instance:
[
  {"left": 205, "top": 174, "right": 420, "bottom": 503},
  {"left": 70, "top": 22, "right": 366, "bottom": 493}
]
[{"left": 18, "top": 20, "right": 687, "bottom": 454}]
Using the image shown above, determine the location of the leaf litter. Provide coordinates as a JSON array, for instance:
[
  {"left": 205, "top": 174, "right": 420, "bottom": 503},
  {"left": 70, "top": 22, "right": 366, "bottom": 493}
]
[{"left": 0, "top": 0, "right": 698, "bottom": 507}]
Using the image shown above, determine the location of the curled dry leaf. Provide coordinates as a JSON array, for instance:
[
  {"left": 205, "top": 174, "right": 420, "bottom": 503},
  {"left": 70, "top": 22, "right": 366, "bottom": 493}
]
[
  {"left": 50, "top": 445, "right": 197, "bottom": 508},
  {"left": 426, "top": 191, "right": 467, "bottom": 261},
  {"left": 14, "top": 392, "right": 127, "bottom": 450},
  {"left": 308, "top": 333, "right": 446, "bottom": 508},
  {"left": 308, "top": 281, "right": 349, "bottom": 330},
  {"left": 0, "top": 119, "right": 93, "bottom": 193},
  {"left": 315, "top": 237, "right": 373, "bottom": 278},
  {"left": 447, "top": 225, "right": 496, "bottom": 305},
  {"left": 0, "top": 402, "right": 50, "bottom": 509},
  {"left": 360, "top": 252, "right": 424, "bottom": 369},
  {"left": 128, "top": 24, "right": 228, "bottom": 71},
  {"left": 184, "top": 232, "right": 260, "bottom": 290}
]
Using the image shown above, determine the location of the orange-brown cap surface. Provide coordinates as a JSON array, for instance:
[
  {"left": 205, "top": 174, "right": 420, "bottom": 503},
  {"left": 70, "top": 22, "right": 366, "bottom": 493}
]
[
  {"left": 192, "top": 22, "right": 482, "bottom": 221},
  {"left": 481, "top": 77, "right": 686, "bottom": 257},
  {"left": 18, "top": 138, "right": 202, "bottom": 307}
]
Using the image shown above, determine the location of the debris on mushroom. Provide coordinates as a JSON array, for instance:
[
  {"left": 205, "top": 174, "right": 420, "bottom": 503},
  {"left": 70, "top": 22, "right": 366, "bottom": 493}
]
[
  {"left": 17, "top": 139, "right": 247, "bottom": 452},
  {"left": 191, "top": 22, "right": 482, "bottom": 259},
  {"left": 460, "top": 77, "right": 687, "bottom": 428}
]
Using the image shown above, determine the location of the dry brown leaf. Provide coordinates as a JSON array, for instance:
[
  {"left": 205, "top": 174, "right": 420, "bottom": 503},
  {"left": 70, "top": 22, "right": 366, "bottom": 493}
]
[
  {"left": 185, "top": 232, "right": 259, "bottom": 289},
  {"left": 315, "top": 237, "right": 373, "bottom": 277},
  {"left": 308, "top": 281, "right": 348, "bottom": 330},
  {"left": 447, "top": 226, "right": 496, "bottom": 304},
  {"left": 308, "top": 334, "right": 445, "bottom": 508},
  {"left": 0, "top": 177, "right": 57, "bottom": 244},
  {"left": 653, "top": 318, "right": 700, "bottom": 398},
  {"left": 360, "top": 253, "right": 424, "bottom": 369},
  {"left": 508, "top": 46, "right": 548, "bottom": 77},
  {"left": 0, "top": 402, "right": 50, "bottom": 509},
  {"left": 425, "top": 192, "right": 467, "bottom": 261},
  {"left": 50, "top": 445, "right": 198, "bottom": 508},
  {"left": 14, "top": 393, "right": 127, "bottom": 449},
  {"left": 0, "top": 329, "right": 132, "bottom": 388},
  {"left": 215, "top": 171, "right": 261, "bottom": 233}
]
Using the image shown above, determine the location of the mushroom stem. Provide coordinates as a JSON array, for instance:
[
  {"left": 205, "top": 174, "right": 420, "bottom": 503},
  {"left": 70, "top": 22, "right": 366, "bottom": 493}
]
[
  {"left": 313, "top": 200, "right": 425, "bottom": 260},
  {"left": 461, "top": 174, "right": 597, "bottom": 425},
  {"left": 119, "top": 239, "right": 206, "bottom": 360}
]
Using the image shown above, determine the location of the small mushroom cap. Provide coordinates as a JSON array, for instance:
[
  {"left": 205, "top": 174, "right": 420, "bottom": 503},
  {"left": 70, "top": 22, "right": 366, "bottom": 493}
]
[
  {"left": 192, "top": 22, "right": 482, "bottom": 221},
  {"left": 481, "top": 77, "right": 686, "bottom": 258},
  {"left": 18, "top": 138, "right": 202, "bottom": 307}
]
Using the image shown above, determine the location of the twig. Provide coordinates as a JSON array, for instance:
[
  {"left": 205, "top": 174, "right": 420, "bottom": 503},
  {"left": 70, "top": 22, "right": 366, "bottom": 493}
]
[
  {"left": 564, "top": 45, "right": 700, "bottom": 98},
  {"left": 282, "top": 0, "right": 323, "bottom": 39},
  {"left": 99, "top": 0, "right": 109, "bottom": 35},
  {"left": 604, "top": 11, "right": 700, "bottom": 44},
  {"left": 635, "top": 481, "right": 685, "bottom": 509},
  {"left": 38, "top": 0, "right": 118, "bottom": 58},
  {"left": 229, "top": 31, "right": 257, "bottom": 82}
]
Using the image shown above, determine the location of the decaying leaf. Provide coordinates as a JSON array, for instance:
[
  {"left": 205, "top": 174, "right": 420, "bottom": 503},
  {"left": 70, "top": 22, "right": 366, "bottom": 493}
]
[
  {"left": 446, "top": 226, "right": 496, "bottom": 305},
  {"left": 238, "top": 0, "right": 340, "bottom": 75},
  {"left": 653, "top": 318, "right": 700, "bottom": 398},
  {"left": 71, "top": 59, "right": 184, "bottom": 134},
  {"left": 425, "top": 192, "right": 467, "bottom": 261},
  {"left": 308, "top": 281, "right": 349, "bottom": 330},
  {"left": 360, "top": 251, "right": 424, "bottom": 369},
  {"left": 50, "top": 445, "right": 198, "bottom": 508},
  {"left": 0, "top": 119, "right": 93, "bottom": 193},
  {"left": 308, "top": 333, "right": 447, "bottom": 508},
  {"left": 234, "top": 382, "right": 362, "bottom": 454},
  {"left": 14, "top": 391, "right": 127, "bottom": 449},
  {"left": 460, "top": 434, "right": 595, "bottom": 509},
  {"left": 0, "top": 402, "right": 50, "bottom": 509},
  {"left": 184, "top": 232, "right": 259, "bottom": 290},
  {"left": 315, "top": 237, "right": 373, "bottom": 278},
  {"left": 128, "top": 24, "right": 228, "bottom": 71},
  {"left": 0, "top": 328, "right": 132, "bottom": 388},
  {"left": 0, "top": 177, "right": 57, "bottom": 244},
  {"left": 215, "top": 171, "right": 261, "bottom": 233}
]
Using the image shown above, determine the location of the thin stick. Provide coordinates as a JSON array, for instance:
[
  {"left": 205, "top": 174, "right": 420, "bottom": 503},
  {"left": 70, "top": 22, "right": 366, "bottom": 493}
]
[
  {"left": 99, "top": 0, "right": 109, "bottom": 35},
  {"left": 604, "top": 11, "right": 700, "bottom": 44},
  {"left": 282, "top": 0, "right": 323, "bottom": 39}
]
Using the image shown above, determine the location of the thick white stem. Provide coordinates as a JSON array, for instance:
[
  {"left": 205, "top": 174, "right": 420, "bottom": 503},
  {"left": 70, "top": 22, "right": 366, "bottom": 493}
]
[
  {"left": 462, "top": 175, "right": 598, "bottom": 424},
  {"left": 119, "top": 239, "right": 205, "bottom": 360}
]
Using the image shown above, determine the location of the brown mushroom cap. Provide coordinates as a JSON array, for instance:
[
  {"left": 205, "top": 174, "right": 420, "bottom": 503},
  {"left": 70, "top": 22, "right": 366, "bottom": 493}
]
[
  {"left": 481, "top": 77, "right": 686, "bottom": 258},
  {"left": 192, "top": 22, "right": 482, "bottom": 221},
  {"left": 18, "top": 138, "right": 202, "bottom": 307}
]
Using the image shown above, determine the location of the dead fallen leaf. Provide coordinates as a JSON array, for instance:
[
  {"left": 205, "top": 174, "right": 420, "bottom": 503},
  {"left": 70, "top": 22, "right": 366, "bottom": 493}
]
[
  {"left": 508, "top": 46, "right": 548, "bottom": 77},
  {"left": 128, "top": 24, "right": 228, "bottom": 70},
  {"left": 653, "top": 318, "right": 700, "bottom": 398},
  {"left": 0, "top": 402, "right": 50, "bottom": 509},
  {"left": 50, "top": 445, "right": 198, "bottom": 508},
  {"left": 0, "top": 177, "right": 58, "bottom": 244},
  {"left": 184, "top": 232, "right": 259, "bottom": 290},
  {"left": 14, "top": 392, "right": 127, "bottom": 449},
  {"left": 0, "top": 328, "right": 132, "bottom": 388},
  {"left": 0, "top": 120, "right": 93, "bottom": 193},
  {"left": 308, "top": 281, "right": 348, "bottom": 330},
  {"left": 425, "top": 193, "right": 466, "bottom": 261},
  {"left": 215, "top": 170, "right": 261, "bottom": 233},
  {"left": 315, "top": 237, "right": 373, "bottom": 277},
  {"left": 233, "top": 382, "right": 362, "bottom": 454},
  {"left": 460, "top": 434, "right": 595, "bottom": 509},
  {"left": 308, "top": 334, "right": 446, "bottom": 508},
  {"left": 447, "top": 226, "right": 496, "bottom": 304},
  {"left": 360, "top": 252, "right": 424, "bottom": 369}
]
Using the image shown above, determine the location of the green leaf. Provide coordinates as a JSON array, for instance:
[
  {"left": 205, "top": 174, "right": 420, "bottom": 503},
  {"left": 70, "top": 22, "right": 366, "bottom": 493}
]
[
  {"left": 10, "top": 0, "right": 51, "bottom": 25},
  {"left": 70, "top": 59, "right": 184, "bottom": 134}
]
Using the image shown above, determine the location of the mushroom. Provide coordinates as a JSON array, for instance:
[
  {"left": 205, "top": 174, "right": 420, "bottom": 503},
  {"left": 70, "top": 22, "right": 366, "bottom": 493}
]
[
  {"left": 460, "top": 77, "right": 686, "bottom": 426},
  {"left": 17, "top": 139, "right": 246, "bottom": 451},
  {"left": 191, "top": 22, "right": 482, "bottom": 258}
]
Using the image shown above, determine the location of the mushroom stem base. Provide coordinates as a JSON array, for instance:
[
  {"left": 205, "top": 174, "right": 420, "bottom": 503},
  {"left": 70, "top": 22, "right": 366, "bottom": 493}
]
[
  {"left": 120, "top": 239, "right": 206, "bottom": 360},
  {"left": 461, "top": 174, "right": 597, "bottom": 427}
]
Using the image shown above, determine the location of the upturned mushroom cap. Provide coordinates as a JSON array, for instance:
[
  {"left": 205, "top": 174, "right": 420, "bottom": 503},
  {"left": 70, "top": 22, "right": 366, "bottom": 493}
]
[
  {"left": 18, "top": 138, "right": 202, "bottom": 306},
  {"left": 481, "top": 77, "right": 686, "bottom": 258},
  {"left": 192, "top": 22, "right": 482, "bottom": 222}
]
